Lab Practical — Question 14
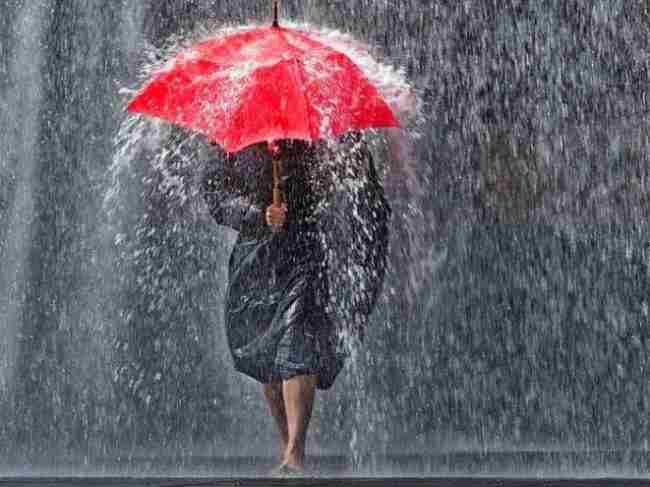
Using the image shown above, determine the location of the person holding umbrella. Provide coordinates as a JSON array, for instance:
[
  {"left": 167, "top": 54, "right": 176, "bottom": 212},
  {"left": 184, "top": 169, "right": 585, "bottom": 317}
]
[
  {"left": 127, "top": 1, "right": 398, "bottom": 477},
  {"left": 200, "top": 137, "right": 390, "bottom": 475}
]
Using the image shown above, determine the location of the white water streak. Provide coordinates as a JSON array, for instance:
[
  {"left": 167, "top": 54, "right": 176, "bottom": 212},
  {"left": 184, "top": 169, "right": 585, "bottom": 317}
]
[{"left": 0, "top": 1, "right": 48, "bottom": 395}]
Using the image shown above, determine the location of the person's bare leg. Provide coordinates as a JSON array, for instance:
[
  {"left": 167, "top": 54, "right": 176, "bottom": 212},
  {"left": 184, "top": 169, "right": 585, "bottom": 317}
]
[
  {"left": 282, "top": 374, "right": 318, "bottom": 470},
  {"left": 262, "top": 382, "right": 289, "bottom": 459}
]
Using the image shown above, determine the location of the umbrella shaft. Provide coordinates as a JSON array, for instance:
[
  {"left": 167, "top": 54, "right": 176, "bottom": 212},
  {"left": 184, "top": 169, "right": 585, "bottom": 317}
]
[{"left": 273, "top": 158, "right": 282, "bottom": 206}]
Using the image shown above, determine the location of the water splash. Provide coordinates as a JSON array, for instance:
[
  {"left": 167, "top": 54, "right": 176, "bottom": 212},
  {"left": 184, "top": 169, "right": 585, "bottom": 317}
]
[
  {"left": 108, "top": 18, "right": 426, "bottom": 471},
  {"left": 0, "top": 0, "right": 46, "bottom": 399},
  {"left": 4, "top": 0, "right": 650, "bottom": 477}
]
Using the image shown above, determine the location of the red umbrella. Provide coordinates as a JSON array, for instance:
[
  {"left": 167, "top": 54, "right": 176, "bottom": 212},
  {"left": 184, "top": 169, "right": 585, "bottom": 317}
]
[{"left": 127, "top": 1, "right": 400, "bottom": 207}]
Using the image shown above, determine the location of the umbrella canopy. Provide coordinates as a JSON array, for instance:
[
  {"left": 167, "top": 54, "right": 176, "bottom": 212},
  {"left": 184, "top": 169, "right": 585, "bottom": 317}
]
[{"left": 126, "top": 22, "right": 400, "bottom": 154}]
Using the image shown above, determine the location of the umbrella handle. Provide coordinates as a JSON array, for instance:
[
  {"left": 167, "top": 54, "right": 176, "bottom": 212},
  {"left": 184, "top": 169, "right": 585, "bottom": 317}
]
[{"left": 273, "top": 158, "right": 282, "bottom": 206}]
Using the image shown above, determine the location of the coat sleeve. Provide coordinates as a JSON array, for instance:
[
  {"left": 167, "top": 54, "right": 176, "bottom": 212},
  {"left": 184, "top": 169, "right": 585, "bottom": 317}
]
[{"left": 201, "top": 159, "right": 266, "bottom": 234}]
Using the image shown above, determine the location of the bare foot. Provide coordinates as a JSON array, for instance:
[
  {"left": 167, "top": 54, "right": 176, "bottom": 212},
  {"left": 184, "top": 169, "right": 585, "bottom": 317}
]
[
  {"left": 268, "top": 461, "right": 305, "bottom": 477},
  {"left": 283, "top": 449, "right": 306, "bottom": 471}
]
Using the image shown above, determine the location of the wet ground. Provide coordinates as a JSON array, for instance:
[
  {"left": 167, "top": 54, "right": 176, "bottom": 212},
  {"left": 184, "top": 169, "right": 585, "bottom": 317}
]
[
  {"left": 1, "top": 478, "right": 650, "bottom": 487},
  {"left": 2, "top": 452, "right": 650, "bottom": 486}
]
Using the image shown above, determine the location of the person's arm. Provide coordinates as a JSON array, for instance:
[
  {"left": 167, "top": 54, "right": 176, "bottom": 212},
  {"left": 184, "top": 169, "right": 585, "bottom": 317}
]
[{"left": 201, "top": 159, "right": 265, "bottom": 233}]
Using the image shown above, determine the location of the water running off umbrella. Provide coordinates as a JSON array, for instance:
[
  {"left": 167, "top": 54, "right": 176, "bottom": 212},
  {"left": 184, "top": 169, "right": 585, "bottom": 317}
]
[
  {"left": 108, "top": 8, "right": 428, "bottom": 304},
  {"left": 105, "top": 5, "right": 428, "bottom": 470}
]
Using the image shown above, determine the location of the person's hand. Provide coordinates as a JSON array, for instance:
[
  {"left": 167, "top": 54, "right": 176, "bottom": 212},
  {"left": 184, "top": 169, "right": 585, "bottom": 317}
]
[{"left": 266, "top": 203, "right": 288, "bottom": 232}]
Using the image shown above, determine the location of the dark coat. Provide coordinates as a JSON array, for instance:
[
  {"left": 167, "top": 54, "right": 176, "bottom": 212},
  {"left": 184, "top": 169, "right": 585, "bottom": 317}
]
[{"left": 201, "top": 140, "right": 390, "bottom": 390}]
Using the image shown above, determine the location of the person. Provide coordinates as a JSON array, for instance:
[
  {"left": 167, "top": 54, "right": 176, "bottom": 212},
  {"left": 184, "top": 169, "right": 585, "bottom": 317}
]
[{"left": 201, "top": 137, "right": 390, "bottom": 476}]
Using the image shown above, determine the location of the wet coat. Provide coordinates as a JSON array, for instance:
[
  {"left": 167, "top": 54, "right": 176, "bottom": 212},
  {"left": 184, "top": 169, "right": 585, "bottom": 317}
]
[{"left": 201, "top": 142, "right": 390, "bottom": 390}]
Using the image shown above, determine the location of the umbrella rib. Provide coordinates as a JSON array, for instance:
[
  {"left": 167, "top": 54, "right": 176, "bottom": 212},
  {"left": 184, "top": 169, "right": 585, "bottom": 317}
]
[
  {"left": 281, "top": 28, "right": 333, "bottom": 54},
  {"left": 273, "top": 28, "right": 317, "bottom": 141},
  {"left": 292, "top": 58, "right": 318, "bottom": 140}
]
